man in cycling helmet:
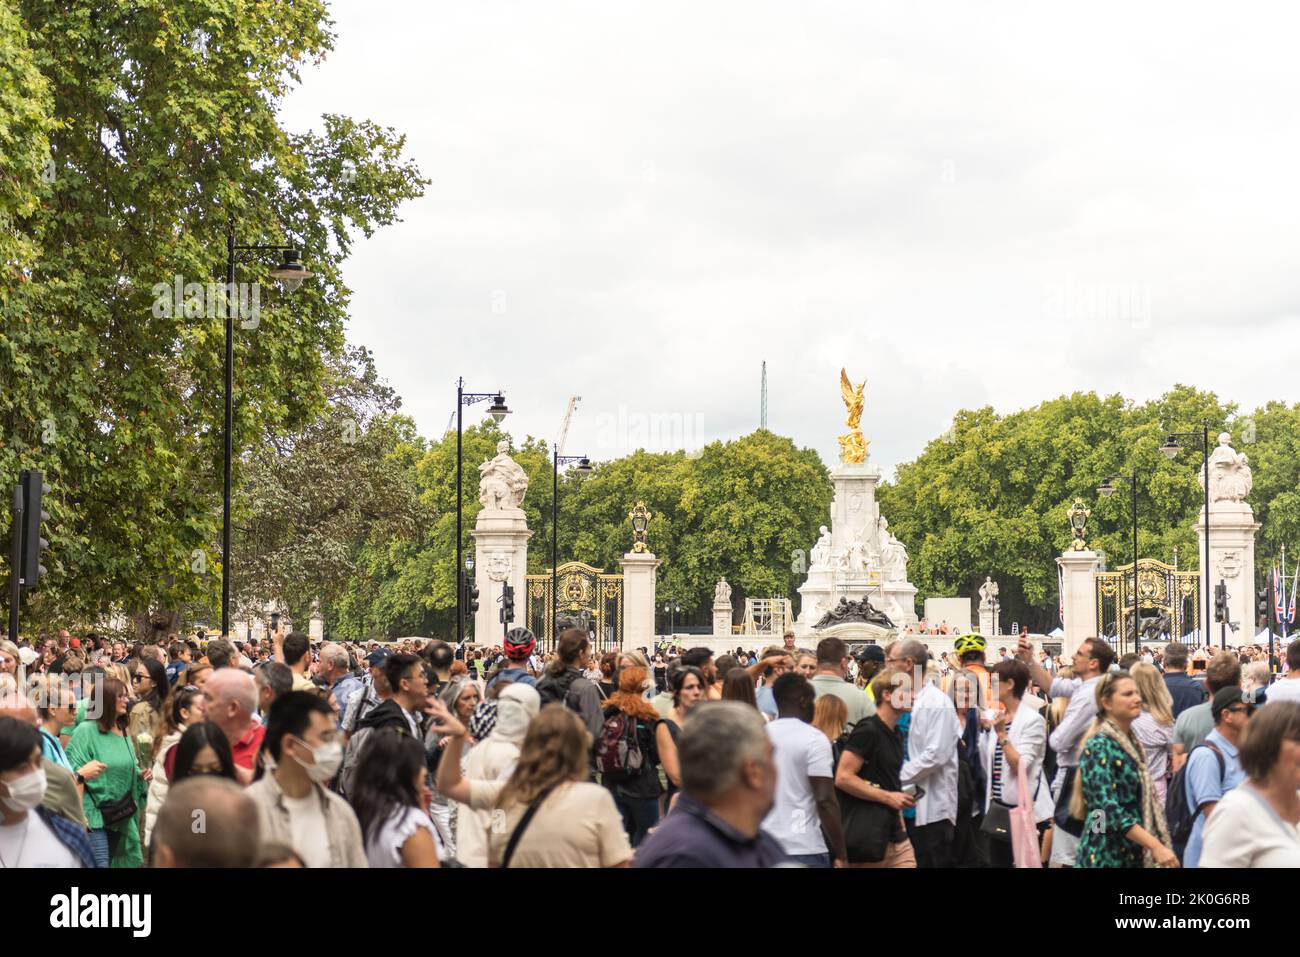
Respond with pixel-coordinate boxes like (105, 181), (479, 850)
(486, 628), (539, 692)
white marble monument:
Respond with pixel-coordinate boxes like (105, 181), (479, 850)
(978, 576), (1000, 636)
(1195, 432), (1260, 636)
(471, 441), (533, 642)
(792, 375), (920, 638)
(712, 576), (733, 637)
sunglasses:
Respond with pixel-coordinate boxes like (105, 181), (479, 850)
(132, 673), (149, 682)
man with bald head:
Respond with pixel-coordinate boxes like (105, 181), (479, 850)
(153, 777), (261, 867)
(203, 669), (264, 779)
(0, 692), (86, 826)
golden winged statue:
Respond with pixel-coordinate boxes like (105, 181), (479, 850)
(838, 368), (868, 464)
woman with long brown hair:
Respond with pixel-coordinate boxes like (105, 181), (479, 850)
(431, 701), (633, 867)
(66, 675), (151, 867)
(599, 666), (669, 845)
(1129, 661), (1177, 804)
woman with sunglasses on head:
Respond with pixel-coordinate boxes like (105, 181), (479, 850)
(65, 676), (151, 867)
(143, 684), (206, 845)
(128, 657), (169, 765)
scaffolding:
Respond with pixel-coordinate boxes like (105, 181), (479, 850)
(742, 596), (793, 636)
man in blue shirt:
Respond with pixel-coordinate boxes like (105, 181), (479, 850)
(486, 628), (539, 693)
(1182, 686), (1251, 867)
(1162, 642), (1206, 718)
(636, 702), (789, 868)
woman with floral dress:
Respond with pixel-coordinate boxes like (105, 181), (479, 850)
(1071, 672), (1178, 868)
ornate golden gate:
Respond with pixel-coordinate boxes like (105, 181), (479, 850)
(526, 561), (624, 654)
(1096, 558), (1201, 654)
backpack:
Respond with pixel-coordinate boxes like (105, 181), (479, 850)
(536, 669), (580, 709)
(596, 711), (645, 779)
(1165, 741), (1224, 854)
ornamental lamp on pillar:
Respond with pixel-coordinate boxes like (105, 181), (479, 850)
(1068, 497), (1092, 551)
(629, 502), (652, 553)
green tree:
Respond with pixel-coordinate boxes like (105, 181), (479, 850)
(0, 1), (426, 634)
(878, 386), (1236, 631)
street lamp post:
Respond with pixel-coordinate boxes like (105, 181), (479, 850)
(222, 230), (313, 638)
(1160, 423), (1213, 648)
(454, 379), (510, 644)
(664, 600), (681, 635)
(1097, 472), (1140, 655)
(552, 450), (593, 643)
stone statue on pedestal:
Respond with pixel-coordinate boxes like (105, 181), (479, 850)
(1204, 432), (1253, 504)
(478, 441), (529, 510)
(843, 527), (869, 577)
(978, 576), (999, 607)
(879, 534), (907, 582)
(714, 577), (732, 604)
(810, 525), (832, 570)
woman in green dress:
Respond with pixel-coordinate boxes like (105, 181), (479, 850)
(66, 675), (151, 867)
(1071, 671), (1178, 868)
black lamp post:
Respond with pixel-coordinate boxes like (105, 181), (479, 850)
(552, 450), (593, 642)
(455, 380), (510, 643)
(1159, 423), (1213, 647)
(222, 232), (313, 638)
(1097, 473), (1140, 655)
(664, 600), (681, 635)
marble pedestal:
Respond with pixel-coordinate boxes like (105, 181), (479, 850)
(471, 507), (532, 643)
(978, 603), (999, 637)
(1196, 501), (1260, 636)
(620, 551), (661, 651)
(1057, 549), (1101, 657)
(713, 600), (732, 637)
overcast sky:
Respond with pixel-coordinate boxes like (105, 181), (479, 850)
(282, 2), (1300, 478)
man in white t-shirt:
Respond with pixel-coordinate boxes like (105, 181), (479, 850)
(1264, 640), (1300, 704)
(760, 673), (846, 867)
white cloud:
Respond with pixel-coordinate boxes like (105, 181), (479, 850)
(282, 1), (1300, 478)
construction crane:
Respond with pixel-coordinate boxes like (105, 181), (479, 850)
(557, 395), (581, 457)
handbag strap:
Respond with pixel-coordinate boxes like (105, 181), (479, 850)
(501, 786), (556, 868)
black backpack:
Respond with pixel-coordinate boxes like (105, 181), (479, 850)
(536, 668), (580, 709)
(1165, 741), (1224, 855)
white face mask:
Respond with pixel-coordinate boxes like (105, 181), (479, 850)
(1, 766), (47, 812)
(291, 739), (342, 783)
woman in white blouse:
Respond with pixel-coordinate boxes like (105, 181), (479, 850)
(979, 659), (1052, 868)
(351, 728), (442, 868)
(1200, 700), (1300, 868)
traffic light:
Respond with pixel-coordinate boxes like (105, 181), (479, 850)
(500, 582), (515, 625)
(1214, 581), (1228, 623)
(1258, 586), (1271, 624)
(19, 470), (48, 591)
(465, 579), (480, 617)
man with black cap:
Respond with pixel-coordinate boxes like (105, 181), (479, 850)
(1180, 685), (1250, 867)
(342, 648), (392, 743)
(855, 644), (886, 689)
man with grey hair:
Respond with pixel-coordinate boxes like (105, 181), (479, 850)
(255, 661), (293, 718)
(203, 668), (263, 780)
(153, 777), (260, 867)
(318, 642), (362, 728)
(635, 702), (788, 867)
(887, 638), (960, 868)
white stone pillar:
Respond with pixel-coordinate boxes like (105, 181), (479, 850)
(712, 600), (732, 637)
(620, 551), (661, 651)
(472, 508), (532, 645)
(1196, 501), (1260, 643)
(308, 604), (325, 643)
(979, 603), (995, 637)
(1057, 550), (1101, 658)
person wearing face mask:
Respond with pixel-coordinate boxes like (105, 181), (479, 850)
(0, 717), (96, 867)
(246, 691), (367, 868)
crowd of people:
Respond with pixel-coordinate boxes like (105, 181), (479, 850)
(0, 623), (1297, 869)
